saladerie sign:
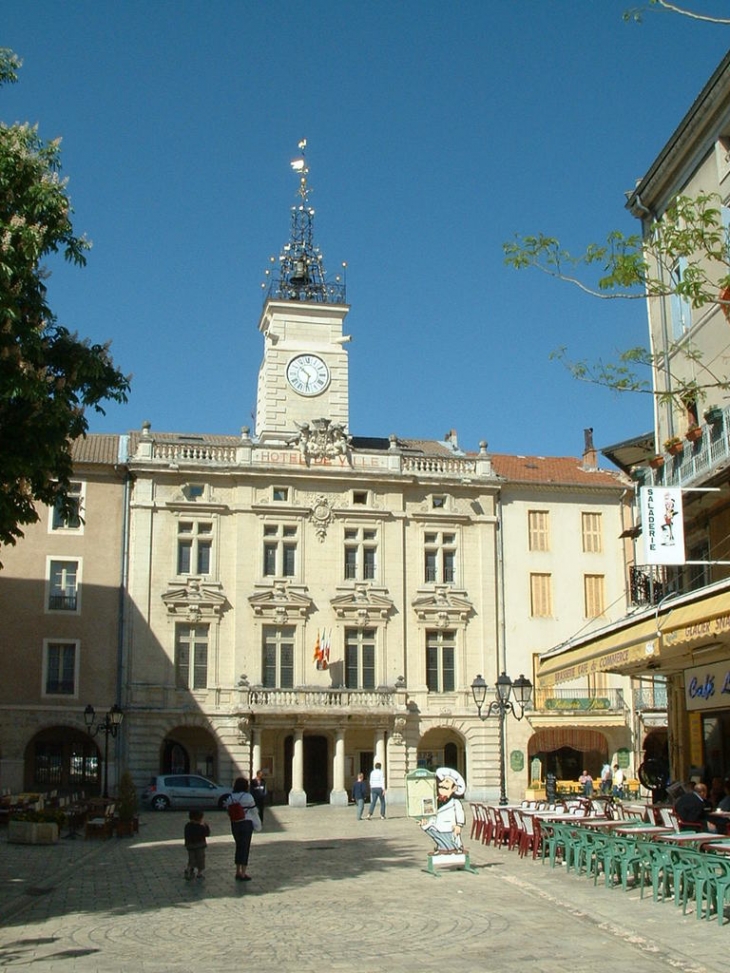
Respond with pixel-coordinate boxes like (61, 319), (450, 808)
(640, 486), (685, 565)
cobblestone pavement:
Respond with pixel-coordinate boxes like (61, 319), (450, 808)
(0, 808), (729, 973)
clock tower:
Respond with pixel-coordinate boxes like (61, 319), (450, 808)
(255, 142), (350, 444)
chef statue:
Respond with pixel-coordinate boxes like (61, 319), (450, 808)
(419, 766), (466, 853)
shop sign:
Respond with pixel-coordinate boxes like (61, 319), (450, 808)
(685, 660), (730, 712)
(640, 486), (685, 565)
(664, 611), (730, 647)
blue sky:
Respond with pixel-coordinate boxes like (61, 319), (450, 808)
(4, 1), (730, 459)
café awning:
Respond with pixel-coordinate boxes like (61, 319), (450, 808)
(537, 579), (730, 687)
(529, 727), (607, 755)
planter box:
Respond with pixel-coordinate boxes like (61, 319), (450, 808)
(8, 820), (59, 845)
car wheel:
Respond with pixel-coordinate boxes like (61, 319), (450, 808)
(151, 795), (170, 811)
(218, 794), (231, 809)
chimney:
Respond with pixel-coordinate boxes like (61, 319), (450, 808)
(582, 428), (597, 470)
(444, 429), (458, 449)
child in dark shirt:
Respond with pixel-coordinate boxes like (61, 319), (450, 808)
(184, 809), (210, 881)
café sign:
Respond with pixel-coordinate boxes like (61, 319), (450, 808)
(685, 660), (730, 712)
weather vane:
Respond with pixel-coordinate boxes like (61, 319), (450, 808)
(290, 138), (310, 203)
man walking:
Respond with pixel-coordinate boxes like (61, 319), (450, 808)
(366, 762), (386, 819)
(352, 772), (368, 820)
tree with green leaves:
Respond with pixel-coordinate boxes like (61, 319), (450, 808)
(0, 49), (130, 551)
(504, 191), (730, 409)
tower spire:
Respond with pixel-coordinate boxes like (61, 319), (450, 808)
(262, 139), (346, 304)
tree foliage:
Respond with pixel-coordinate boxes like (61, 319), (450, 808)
(624, 1), (730, 26)
(504, 192), (730, 406)
(0, 49), (130, 550)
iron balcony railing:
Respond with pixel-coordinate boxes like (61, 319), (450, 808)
(633, 683), (668, 711)
(646, 405), (730, 488)
(48, 594), (77, 611)
(629, 565), (667, 606)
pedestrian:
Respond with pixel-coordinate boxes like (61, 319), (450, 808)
(675, 782), (714, 831)
(600, 762), (612, 795)
(352, 772), (368, 820)
(225, 777), (261, 882)
(612, 764), (625, 799)
(366, 762), (386, 819)
(183, 809), (210, 881)
(251, 769), (267, 823)
(578, 769), (593, 798)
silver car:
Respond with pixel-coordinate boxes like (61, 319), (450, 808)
(141, 774), (231, 811)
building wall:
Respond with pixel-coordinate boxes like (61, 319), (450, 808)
(121, 443), (506, 804)
(0, 460), (126, 792)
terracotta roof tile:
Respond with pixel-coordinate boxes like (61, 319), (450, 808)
(490, 453), (627, 488)
(70, 435), (123, 466)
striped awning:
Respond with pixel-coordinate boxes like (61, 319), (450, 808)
(528, 727), (607, 755)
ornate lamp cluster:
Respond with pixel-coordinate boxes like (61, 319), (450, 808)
(471, 672), (533, 806)
(84, 703), (123, 798)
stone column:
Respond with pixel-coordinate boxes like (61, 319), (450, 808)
(374, 730), (386, 770)
(330, 728), (348, 806)
(289, 728), (306, 807)
(251, 729), (262, 780)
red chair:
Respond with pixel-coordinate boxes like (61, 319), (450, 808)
(509, 808), (524, 851)
(494, 806), (513, 848)
(519, 811), (541, 858)
(469, 803), (486, 842)
(482, 804), (497, 846)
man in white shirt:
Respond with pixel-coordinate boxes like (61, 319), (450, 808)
(366, 763), (386, 819)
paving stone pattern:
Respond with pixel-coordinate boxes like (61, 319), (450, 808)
(0, 808), (727, 973)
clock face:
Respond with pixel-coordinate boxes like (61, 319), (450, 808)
(286, 355), (330, 396)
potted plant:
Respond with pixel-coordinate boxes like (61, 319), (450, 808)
(648, 454), (665, 470)
(116, 770), (139, 837)
(704, 406), (723, 425)
(720, 284), (730, 323)
(664, 436), (683, 456)
(8, 807), (64, 844)
(685, 424), (703, 443)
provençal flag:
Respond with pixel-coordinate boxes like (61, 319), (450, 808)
(313, 630), (322, 667)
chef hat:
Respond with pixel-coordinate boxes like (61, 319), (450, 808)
(435, 766), (466, 796)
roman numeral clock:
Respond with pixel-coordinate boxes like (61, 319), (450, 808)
(286, 355), (330, 397)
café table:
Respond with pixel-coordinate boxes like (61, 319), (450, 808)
(697, 840), (730, 854)
(63, 803), (88, 839)
(656, 831), (720, 844)
(613, 824), (672, 837)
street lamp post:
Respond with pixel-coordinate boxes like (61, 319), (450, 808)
(84, 703), (123, 798)
(471, 672), (533, 806)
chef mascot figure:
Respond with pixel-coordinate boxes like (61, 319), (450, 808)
(419, 767), (466, 853)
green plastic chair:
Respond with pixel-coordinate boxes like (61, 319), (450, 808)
(599, 834), (642, 890)
(635, 838), (672, 903)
